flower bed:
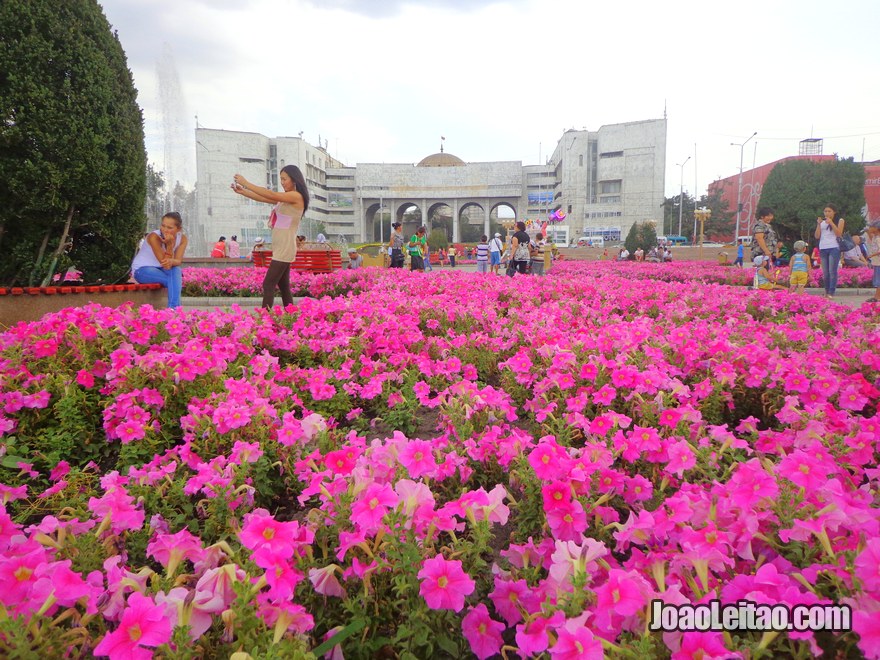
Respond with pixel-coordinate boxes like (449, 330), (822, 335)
(179, 261), (877, 298)
(1, 268), (879, 658)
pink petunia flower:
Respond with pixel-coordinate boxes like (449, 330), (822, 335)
(93, 592), (173, 659)
(462, 604), (505, 660)
(417, 555), (475, 611)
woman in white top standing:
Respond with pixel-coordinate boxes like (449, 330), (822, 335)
(814, 203), (845, 297)
(232, 165), (309, 309)
(131, 212), (188, 308)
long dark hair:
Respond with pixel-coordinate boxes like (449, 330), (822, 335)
(281, 164), (309, 213)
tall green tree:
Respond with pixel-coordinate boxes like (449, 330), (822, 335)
(0, 0), (146, 286)
(758, 158), (865, 245)
(624, 221), (658, 255)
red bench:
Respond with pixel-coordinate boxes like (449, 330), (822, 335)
(252, 249), (342, 273)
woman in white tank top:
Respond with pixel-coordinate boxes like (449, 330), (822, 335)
(814, 203), (845, 297)
(131, 212), (188, 308)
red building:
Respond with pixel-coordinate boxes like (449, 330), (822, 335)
(709, 156), (880, 240)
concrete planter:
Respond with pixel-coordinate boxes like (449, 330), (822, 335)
(0, 283), (166, 327)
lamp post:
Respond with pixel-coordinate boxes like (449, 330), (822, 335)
(731, 132), (757, 241)
(694, 206), (712, 260)
(676, 156), (691, 237)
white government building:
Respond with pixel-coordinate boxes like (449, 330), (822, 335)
(193, 118), (666, 256)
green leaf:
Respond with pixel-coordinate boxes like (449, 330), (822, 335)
(310, 618), (366, 656)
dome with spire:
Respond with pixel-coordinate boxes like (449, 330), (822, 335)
(417, 150), (465, 167)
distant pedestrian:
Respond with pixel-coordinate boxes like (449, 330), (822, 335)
(389, 222), (405, 268)
(752, 207), (780, 265)
(448, 244), (457, 267)
(814, 203), (845, 297)
(476, 235), (490, 273)
(408, 226), (427, 271)
(508, 221), (531, 276)
(345, 249), (363, 269)
(734, 239), (744, 267)
(489, 232), (504, 274)
(530, 233), (546, 275)
(864, 221), (880, 304)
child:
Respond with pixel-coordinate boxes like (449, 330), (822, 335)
(754, 256), (786, 291)
(865, 221), (880, 303)
(476, 235), (490, 273)
(788, 240), (812, 293)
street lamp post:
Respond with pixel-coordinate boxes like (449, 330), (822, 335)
(694, 206), (712, 260)
(676, 156), (691, 237)
(732, 132), (757, 241)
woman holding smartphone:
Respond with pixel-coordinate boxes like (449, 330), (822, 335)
(814, 203), (845, 297)
(232, 165), (309, 309)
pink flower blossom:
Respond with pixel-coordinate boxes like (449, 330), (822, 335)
(93, 592), (173, 659)
(417, 555), (475, 611)
(462, 604), (505, 659)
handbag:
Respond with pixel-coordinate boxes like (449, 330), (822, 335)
(837, 233), (856, 252)
(514, 241), (530, 261)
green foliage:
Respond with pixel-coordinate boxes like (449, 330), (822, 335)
(759, 158), (866, 245)
(624, 221), (658, 254)
(0, 0), (147, 286)
(427, 228), (448, 251)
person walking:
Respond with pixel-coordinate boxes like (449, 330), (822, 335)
(814, 203), (845, 297)
(508, 221), (531, 276)
(233, 164), (308, 309)
(408, 226), (427, 271)
(734, 239), (744, 267)
(489, 232), (504, 274)
(131, 212), (188, 309)
(388, 222), (405, 268)
(448, 244), (457, 268)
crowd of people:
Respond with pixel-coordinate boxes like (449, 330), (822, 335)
(131, 187), (880, 310)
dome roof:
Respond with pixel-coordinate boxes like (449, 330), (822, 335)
(417, 152), (466, 167)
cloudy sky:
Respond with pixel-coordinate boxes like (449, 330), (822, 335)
(99, 0), (879, 197)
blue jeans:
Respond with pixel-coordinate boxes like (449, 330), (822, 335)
(819, 247), (841, 295)
(134, 266), (182, 308)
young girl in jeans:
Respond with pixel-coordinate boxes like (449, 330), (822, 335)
(232, 165), (309, 309)
(814, 203), (845, 297)
(131, 212), (188, 308)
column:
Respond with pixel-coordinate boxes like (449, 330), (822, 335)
(452, 199), (459, 243)
(484, 203), (491, 238)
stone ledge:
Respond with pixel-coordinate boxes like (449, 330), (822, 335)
(0, 284), (166, 327)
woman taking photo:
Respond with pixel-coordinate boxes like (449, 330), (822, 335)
(232, 165), (309, 309)
(131, 211), (188, 309)
(814, 203), (845, 297)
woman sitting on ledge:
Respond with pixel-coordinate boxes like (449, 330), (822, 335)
(131, 211), (188, 309)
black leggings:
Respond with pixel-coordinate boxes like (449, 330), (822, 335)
(262, 260), (292, 309)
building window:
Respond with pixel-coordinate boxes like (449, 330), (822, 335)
(599, 195), (621, 204)
(600, 180), (622, 194)
(600, 151), (623, 159)
(568, 204), (572, 214)
(239, 157), (264, 163)
(579, 155), (583, 167)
